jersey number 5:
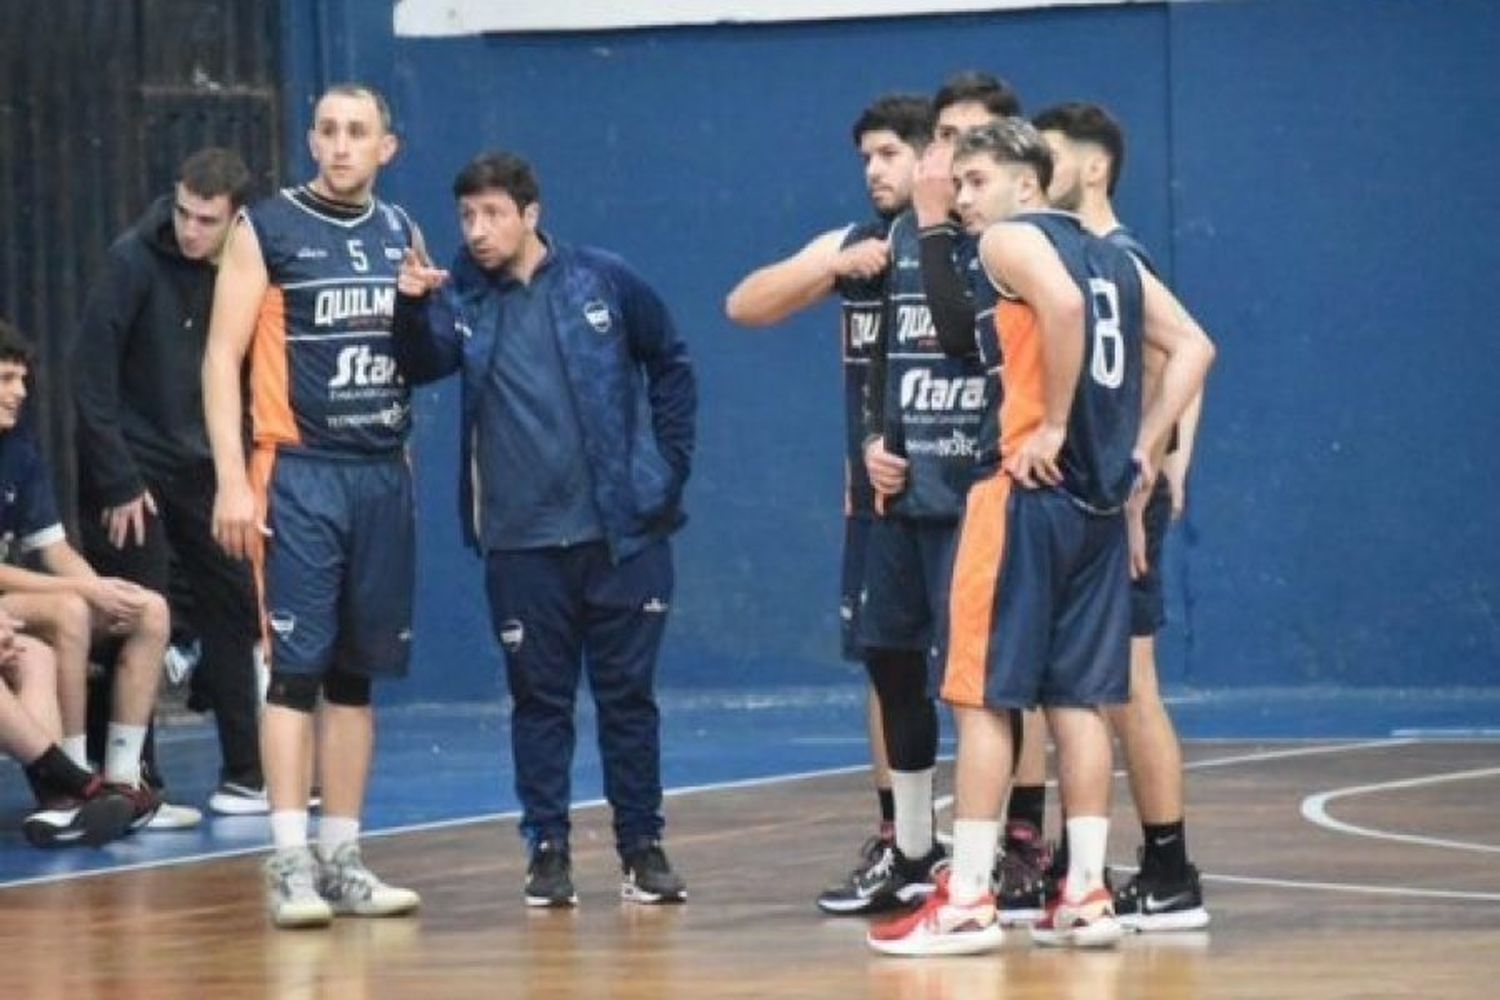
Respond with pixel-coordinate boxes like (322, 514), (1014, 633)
(347, 239), (369, 273)
(1088, 278), (1124, 389)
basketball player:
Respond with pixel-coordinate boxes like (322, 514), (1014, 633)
(205, 83), (423, 928)
(869, 120), (1213, 955)
(1034, 100), (1209, 931)
(725, 94), (926, 913)
(913, 72), (1060, 925)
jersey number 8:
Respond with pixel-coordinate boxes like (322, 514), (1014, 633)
(1088, 278), (1124, 389)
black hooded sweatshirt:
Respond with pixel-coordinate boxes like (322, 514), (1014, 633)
(73, 195), (220, 507)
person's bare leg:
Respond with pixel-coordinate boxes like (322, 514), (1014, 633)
(106, 593), (168, 728)
(0, 593), (92, 739)
(317, 702), (372, 821)
(263, 706), (316, 812)
(1046, 706), (1113, 895)
(1106, 637), (1182, 826)
(7, 635), (62, 741)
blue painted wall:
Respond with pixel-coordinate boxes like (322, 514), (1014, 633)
(278, 0), (1499, 700)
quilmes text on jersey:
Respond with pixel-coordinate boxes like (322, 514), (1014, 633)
(314, 285), (396, 327)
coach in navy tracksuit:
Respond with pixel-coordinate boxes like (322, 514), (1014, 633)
(393, 151), (695, 908)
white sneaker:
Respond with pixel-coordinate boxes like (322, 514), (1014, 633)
(209, 781), (270, 816)
(317, 842), (420, 917)
(146, 801), (203, 830)
(266, 847), (334, 928)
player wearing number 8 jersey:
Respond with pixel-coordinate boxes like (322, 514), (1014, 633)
(204, 83), (426, 929)
(870, 119), (1213, 956)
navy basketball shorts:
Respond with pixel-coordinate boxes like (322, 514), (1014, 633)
(1130, 476), (1172, 637)
(255, 448), (414, 678)
(840, 515), (873, 662)
(858, 514), (958, 657)
(941, 475), (1131, 710)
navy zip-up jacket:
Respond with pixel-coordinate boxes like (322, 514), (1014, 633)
(393, 236), (696, 562)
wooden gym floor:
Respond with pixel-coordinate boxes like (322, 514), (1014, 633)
(1, 737), (1496, 999)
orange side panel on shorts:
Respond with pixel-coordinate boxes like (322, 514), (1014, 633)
(997, 299), (1045, 461)
(249, 287), (300, 447)
(247, 446), (277, 667)
(941, 474), (1012, 708)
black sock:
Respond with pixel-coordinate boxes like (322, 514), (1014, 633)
(1142, 820), (1188, 879)
(23, 745), (96, 803)
(1051, 827), (1070, 880)
(876, 788), (895, 828)
(1006, 784), (1047, 834)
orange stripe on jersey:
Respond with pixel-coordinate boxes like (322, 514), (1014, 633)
(247, 446), (278, 665)
(996, 299), (1045, 461)
(249, 286), (300, 447)
(941, 474), (1012, 708)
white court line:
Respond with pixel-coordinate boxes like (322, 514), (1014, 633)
(1301, 766), (1500, 854)
(0, 760), (886, 892)
(1390, 728), (1500, 739)
(1204, 871), (1500, 902)
(924, 734), (1500, 905)
(0, 738), (1437, 894)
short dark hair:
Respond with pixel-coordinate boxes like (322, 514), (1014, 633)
(934, 71), (1022, 119)
(452, 151), (540, 209)
(1032, 102), (1125, 195)
(0, 318), (35, 368)
(177, 147), (253, 209)
(851, 93), (933, 151)
(953, 118), (1054, 193)
(318, 82), (393, 133)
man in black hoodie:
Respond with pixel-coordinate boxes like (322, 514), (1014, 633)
(72, 147), (265, 816)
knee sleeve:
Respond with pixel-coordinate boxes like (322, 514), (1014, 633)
(1009, 708), (1024, 773)
(865, 648), (937, 772)
(265, 671), (320, 712)
(322, 670), (372, 707)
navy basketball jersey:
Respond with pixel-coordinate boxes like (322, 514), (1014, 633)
(1104, 223), (1179, 453)
(244, 187), (414, 455)
(1103, 224), (1159, 278)
(990, 211), (1144, 512)
(964, 232), (1005, 475)
(877, 211), (986, 521)
(834, 218), (890, 517)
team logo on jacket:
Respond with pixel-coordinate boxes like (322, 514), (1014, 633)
(269, 611), (297, 637)
(500, 619), (525, 653)
(583, 300), (612, 334)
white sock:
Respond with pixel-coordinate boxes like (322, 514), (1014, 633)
(103, 723), (147, 787)
(950, 819), (1001, 905)
(1064, 815), (1110, 899)
(62, 734), (90, 771)
(318, 815), (360, 859)
(890, 767), (935, 859)
(270, 810), (309, 850)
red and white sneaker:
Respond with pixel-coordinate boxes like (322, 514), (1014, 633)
(1031, 885), (1123, 949)
(867, 872), (1003, 957)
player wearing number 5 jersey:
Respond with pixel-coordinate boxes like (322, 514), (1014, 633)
(870, 119), (1213, 956)
(204, 83), (426, 929)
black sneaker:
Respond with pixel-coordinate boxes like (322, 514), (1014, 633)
(1113, 856), (1210, 932)
(817, 835), (898, 915)
(106, 781), (163, 833)
(821, 838), (945, 915)
(209, 780), (269, 816)
(525, 840), (577, 908)
(22, 779), (134, 848)
(620, 841), (687, 904)
(994, 820), (1052, 925)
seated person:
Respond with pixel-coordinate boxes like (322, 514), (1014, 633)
(0, 319), (171, 830)
(0, 609), (133, 846)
